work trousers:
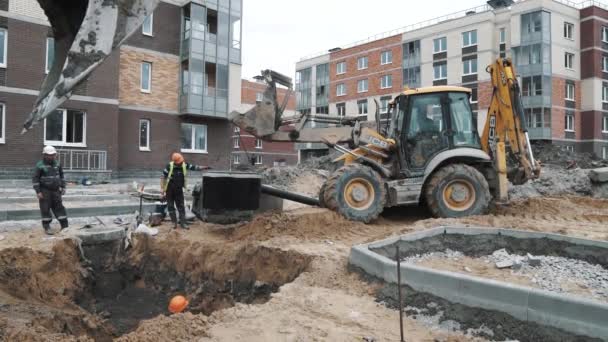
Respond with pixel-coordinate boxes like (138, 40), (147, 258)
(166, 186), (186, 223)
(39, 189), (68, 230)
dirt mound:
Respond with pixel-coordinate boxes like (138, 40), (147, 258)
(533, 142), (607, 169)
(116, 312), (208, 342)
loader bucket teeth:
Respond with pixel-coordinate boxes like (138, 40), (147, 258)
(23, 0), (160, 133)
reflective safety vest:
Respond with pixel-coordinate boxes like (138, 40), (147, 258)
(164, 162), (188, 191)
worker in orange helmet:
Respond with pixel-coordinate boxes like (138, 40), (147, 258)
(161, 152), (210, 229)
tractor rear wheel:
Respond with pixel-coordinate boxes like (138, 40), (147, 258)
(425, 164), (491, 218)
(323, 164), (386, 223)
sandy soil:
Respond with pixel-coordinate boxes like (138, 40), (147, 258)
(0, 195), (607, 341)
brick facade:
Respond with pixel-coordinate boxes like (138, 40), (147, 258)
(477, 80), (493, 111)
(119, 48), (179, 112)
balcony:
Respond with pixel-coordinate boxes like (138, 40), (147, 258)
(57, 149), (107, 171)
(527, 127), (552, 140)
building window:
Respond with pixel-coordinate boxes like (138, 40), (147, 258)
(603, 27), (608, 43)
(337, 83), (346, 96)
(44, 109), (86, 146)
(602, 115), (608, 133)
(234, 126), (240, 133)
(499, 28), (506, 44)
(337, 61), (346, 75)
(603, 56), (608, 73)
(380, 75), (392, 89)
(433, 37), (447, 53)
(233, 154), (240, 165)
(565, 83), (575, 101)
(181, 123), (207, 153)
(462, 30), (477, 47)
(564, 22), (573, 40)
(564, 53), (574, 70)
(380, 96), (391, 114)
(0, 103), (4, 144)
(565, 145), (574, 152)
(255, 155), (263, 165)
(255, 139), (263, 149)
(139, 119), (150, 151)
(433, 64), (447, 80)
(357, 100), (368, 115)
(256, 92), (263, 103)
(565, 113), (574, 132)
(233, 137), (240, 148)
(470, 87), (478, 103)
(0, 29), (6, 68)
(141, 62), (152, 93)
(45, 37), (54, 74)
(603, 85), (608, 103)
(463, 59), (478, 75)
(357, 79), (368, 93)
(316, 106), (329, 114)
(522, 76), (543, 96)
(142, 13), (153, 36)
(357, 56), (368, 70)
(603, 146), (607, 160)
(381, 50), (393, 65)
(337, 103), (346, 117)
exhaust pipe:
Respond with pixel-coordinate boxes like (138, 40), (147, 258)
(23, 0), (160, 133)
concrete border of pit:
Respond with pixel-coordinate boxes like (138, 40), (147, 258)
(349, 226), (608, 340)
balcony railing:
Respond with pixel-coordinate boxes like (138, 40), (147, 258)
(57, 149), (107, 171)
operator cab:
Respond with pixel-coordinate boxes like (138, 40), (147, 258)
(390, 87), (481, 172)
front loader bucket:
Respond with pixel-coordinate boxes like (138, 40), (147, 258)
(23, 0), (160, 133)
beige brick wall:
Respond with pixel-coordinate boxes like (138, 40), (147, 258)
(119, 47), (179, 112)
(9, 0), (47, 21)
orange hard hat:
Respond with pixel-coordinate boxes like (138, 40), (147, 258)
(168, 295), (189, 313)
(171, 153), (184, 164)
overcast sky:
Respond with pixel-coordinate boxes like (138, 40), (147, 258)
(241, 0), (485, 80)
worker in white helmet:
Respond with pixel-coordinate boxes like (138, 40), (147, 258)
(32, 145), (68, 235)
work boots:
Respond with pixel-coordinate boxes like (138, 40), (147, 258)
(179, 221), (189, 230)
(169, 212), (178, 229)
(43, 223), (54, 235)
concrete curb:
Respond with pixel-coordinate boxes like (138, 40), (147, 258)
(0, 194), (128, 204)
(349, 226), (608, 340)
(0, 204), (157, 222)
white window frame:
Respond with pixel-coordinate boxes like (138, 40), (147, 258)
(357, 56), (368, 70)
(565, 52), (574, 70)
(565, 145), (575, 152)
(140, 62), (152, 93)
(255, 138), (263, 149)
(43, 109), (87, 147)
(255, 155), (263, 165)
(381, 50), (392, 65)
(180, 123), (208, 154)
(142, 13), (154, 36)
(234, 126), (240, 133)
(462, 30), (477, 48)
(602, 116), (608, 133)
(603, 85), (608, 103)
(337, 83), (346, 96)
(0, 103), (4, 144)
(603, 146), (607, 160)
(565, 114), (575, 132)
(603, 56), (608, 73)
(499, 28), (506, 44)
(463, 59), (478, 76)
(45, 37), (54, 74)
(233, 137), (240, 148)
(233, 154), (240, 165)
(565, 83), (575, 101)
(603, 26), (608, 43)
(433, 64), (447, 81)
(256, 92), (263, 103)
(380, 97), (390, 114)
(336, 61), (346, 75)
(357, 100), (368, 115)
(139, 119), (151, 151)
(433, 37), (447, 53)
(380, 75), (392, 89)
(337, 103), (346, 116)
(357, 79), (368, 93)
(564, 22), (574, 40)
(470, 88), (478, 104)
(0, 29), (6, 68)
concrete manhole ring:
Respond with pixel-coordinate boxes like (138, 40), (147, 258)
(75, 227), (126, 245)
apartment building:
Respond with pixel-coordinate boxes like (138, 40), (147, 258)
(232, 79), (298, 167)
(0, 0), (243, 179)
(296, 0), (608, 160)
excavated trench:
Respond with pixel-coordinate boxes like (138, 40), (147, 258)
(0, 236), (312, 341)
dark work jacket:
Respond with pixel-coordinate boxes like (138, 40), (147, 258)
(33, 159), (65, 193)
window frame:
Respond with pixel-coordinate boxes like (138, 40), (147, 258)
(180, 123), (208, 154)
(602, 115), (608, 133)
(256, 92), (263, 103)
(140, 61), (152, 93)
(43, 108), (87, 147)
(336, 61), (346, 75)
(45, 37), (54, 74)
(0, 28), (7, 68)
(603, 146), (607, 160)
(357, 79), (369, 93)
(433, 37), (447, 53)
(380, 96), (391, 114)
(139, 119), (151, 151)
(565, 145), (575, 153)
(142, 13), (154, 36)
(462, 59), (478, 76)
(564, 52), (574, 70)
(336, 103), (346, 116)
(380, 74), (392, 89)
(499, 28), (506, 44)
(357, 56), (368, 70)
(234, 126), (240, 133)
(564, 22), (574, 40)
(603, 56), (608, 73)
(565, 113), (575, 132)
(336, 83), (346, 96)
(255, 155), (263, 165)
(233, 154), (240, 165)
(565, 83), (575, 101)
(603, 85), (608, 103)
(603, 26), (608, 43)
(233, 137), (240, 148)
(433, 64), (447, 81)
(255, 138), (263, 149)
(470, 87), (478, 104)
(0, 103), (4, 144)
(381, 50), (393, 65)
(357, 100), (368, 115)
(462, 30), (477, 48)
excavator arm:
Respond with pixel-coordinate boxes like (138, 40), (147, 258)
(481, 58), (541, 201)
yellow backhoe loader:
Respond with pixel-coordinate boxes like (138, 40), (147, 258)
(24, 0), (540, 223)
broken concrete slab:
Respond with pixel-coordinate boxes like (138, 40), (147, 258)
(74, 227), (126, 245)
(589, 167), (608, 183)
(527, 253), (542, 266)
(496, 260), (515, 269)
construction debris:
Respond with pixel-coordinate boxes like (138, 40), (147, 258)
(589, 167), (608, 183)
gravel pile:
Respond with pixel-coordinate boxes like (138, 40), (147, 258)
(401, 249), (464, 264)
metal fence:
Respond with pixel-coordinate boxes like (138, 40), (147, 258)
(57, 149), (107, 171)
